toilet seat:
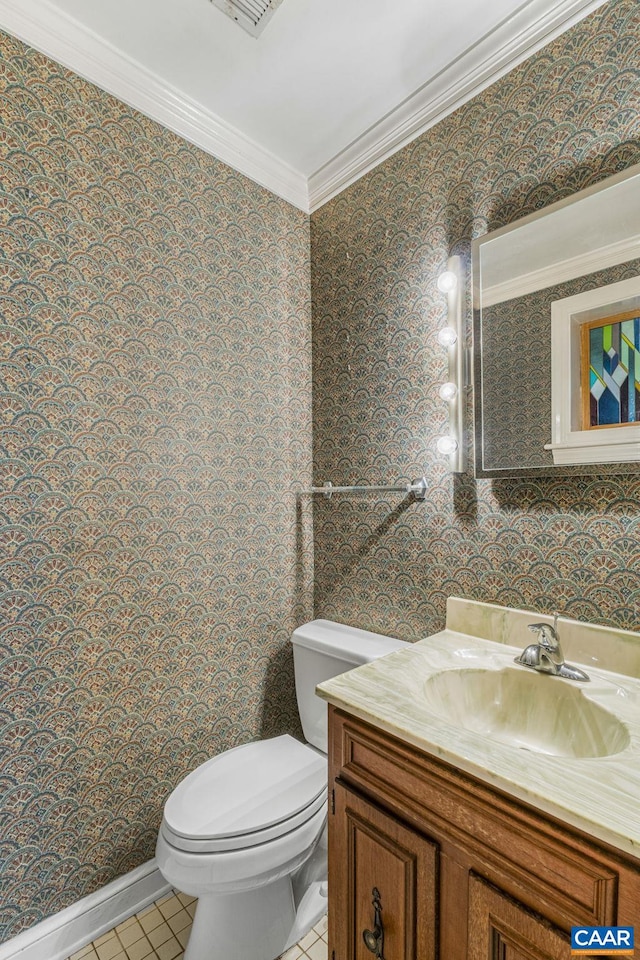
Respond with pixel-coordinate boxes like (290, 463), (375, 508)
(162, 735), (327, 853)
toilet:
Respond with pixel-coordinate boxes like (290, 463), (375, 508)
(155, 618), (409, 960)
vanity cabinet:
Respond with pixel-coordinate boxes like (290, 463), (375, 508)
(328, 706), (640, 960)
(331, 782), (438, 960)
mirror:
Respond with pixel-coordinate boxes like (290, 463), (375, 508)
(472, 162), (640, 478)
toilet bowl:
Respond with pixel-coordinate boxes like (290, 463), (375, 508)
(155, 619), (409, 960)
(156, 735), (327, 960)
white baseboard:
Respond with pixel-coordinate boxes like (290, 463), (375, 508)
(0, 860), (171, 960)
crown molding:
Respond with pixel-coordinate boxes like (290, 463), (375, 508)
(481, 237), (640, 307)
(0, 0), (608, 215)
(0, 0), (309, 211)
(307, 0), (609, 211)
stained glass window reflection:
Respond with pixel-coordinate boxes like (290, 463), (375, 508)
(582, 310), (640, 429)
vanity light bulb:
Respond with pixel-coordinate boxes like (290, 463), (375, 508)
(437, 270), (457, 294)
(437, 326), (458, 347)
(437, 435), (459, 455)
(439, 382), (458, 402)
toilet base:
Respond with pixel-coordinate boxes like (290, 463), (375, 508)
(183, 874), (328, 960)
(185, 879), (296, 960)
(283, 879), (328, 951)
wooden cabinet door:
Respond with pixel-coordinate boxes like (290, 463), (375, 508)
(329, 782), (438, 960)
(468, 874), (572, 960)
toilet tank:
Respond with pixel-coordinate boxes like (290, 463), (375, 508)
(291, 619), (410, 753)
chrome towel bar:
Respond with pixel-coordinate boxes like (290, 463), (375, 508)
(304, 478), (427, 500)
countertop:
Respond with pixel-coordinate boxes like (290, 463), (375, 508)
(317, 624), (640, 860)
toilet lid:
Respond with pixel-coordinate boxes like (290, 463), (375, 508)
(163, 735), (327, 849)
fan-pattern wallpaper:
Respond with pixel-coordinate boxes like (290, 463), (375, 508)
(311, 0), (640, 641)
(2, 0), (640, 947)
(0, 31), (312, 941)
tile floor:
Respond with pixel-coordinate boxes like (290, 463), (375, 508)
(66, 890), (328, 960)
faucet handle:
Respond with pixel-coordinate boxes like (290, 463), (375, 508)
(527, 621), (560, 651)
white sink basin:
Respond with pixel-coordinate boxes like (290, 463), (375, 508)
(423, 666), (630, 758)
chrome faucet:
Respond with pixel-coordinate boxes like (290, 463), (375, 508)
(514, 613), (590, 682)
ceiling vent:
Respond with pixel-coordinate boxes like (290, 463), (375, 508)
(209, 0), (285, 37)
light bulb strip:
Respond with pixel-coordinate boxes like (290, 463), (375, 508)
(438, 256), (465, 473)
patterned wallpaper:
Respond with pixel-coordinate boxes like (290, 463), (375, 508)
(311, 0), (640, 640)
(2, 0), (640, 946)
(0, 32), (312, 940)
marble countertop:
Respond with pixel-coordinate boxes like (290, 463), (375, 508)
(317, 624), (640, 860)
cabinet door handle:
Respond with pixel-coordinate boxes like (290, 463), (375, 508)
(362, 887), (385, 959)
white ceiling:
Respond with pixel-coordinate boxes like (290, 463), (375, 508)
(0, 0), (608, 211)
